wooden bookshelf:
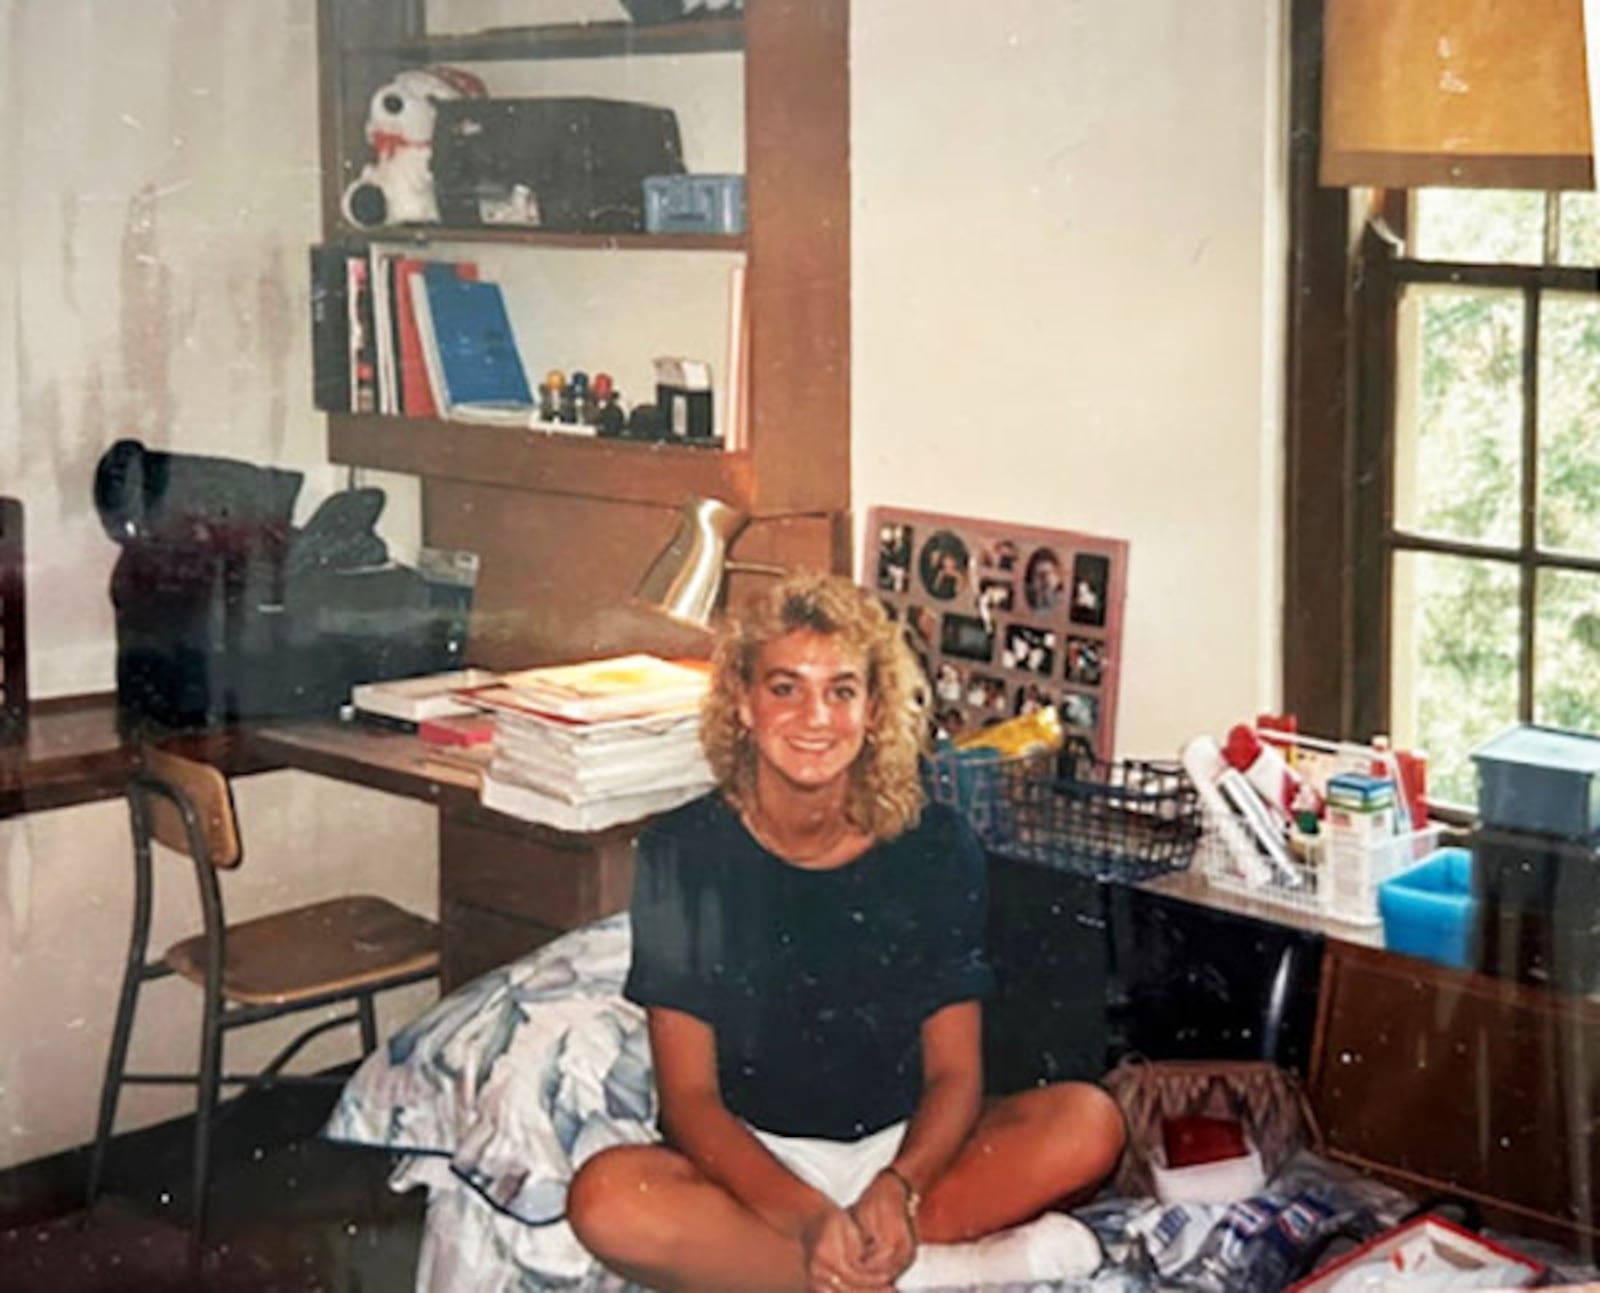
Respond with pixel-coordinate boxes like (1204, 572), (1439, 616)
(316, 0), (850, 660)
(329, 413), (757, 510)
(380, 16), (743, 64)
(333, 227), (745, 252)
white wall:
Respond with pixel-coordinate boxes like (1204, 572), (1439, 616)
(0, 0), (422, 697)
(0, 0), (436, 1170)
(0, 0), (1289, 1167)
(0, 774), (437, 1170)
(853, 0), (1288, 758)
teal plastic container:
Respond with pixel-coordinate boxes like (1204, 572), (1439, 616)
(1378, 847), (1478, 969)
(1471, 723), (1600, 839)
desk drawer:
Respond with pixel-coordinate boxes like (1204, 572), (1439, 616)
(440, 808), (637, 930)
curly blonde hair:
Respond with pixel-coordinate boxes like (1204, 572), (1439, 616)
(701, 571), (929, 840)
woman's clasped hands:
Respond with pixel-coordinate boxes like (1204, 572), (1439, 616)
(802, 1170), (917, 1292)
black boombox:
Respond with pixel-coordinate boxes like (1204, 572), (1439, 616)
(431, 97), (685, 233)
(95, 440), (473, 730)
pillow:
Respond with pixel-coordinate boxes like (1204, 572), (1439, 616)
(325, 912), (660, 1253)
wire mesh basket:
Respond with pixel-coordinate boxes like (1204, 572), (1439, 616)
(925, 738), (1202, 882)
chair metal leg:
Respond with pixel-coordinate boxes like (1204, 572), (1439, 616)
(358, 993), (378, 1055)
(188, 991), (224, 1266)
(85, 959), (145, 1209)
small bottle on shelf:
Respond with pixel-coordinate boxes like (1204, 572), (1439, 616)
(568, 371), (591, 425)
(559, 372), (583, 424)
(593, 373), (626, 436)
(540, 370), (565, 424)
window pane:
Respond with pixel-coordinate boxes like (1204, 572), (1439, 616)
(1537, 293), (1600, 555)
(1412, 189), (1544, 264)
(1535, 568), (1600, 731)
(1393, 286), (1523, 547)
(1389, 551), (1519, 807)
(1557, 191), (1600, 266)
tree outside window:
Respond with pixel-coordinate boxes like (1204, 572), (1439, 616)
(1383, 191), (1600, 805)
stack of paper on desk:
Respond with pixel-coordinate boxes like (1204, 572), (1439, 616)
(459, 655), (716, 831)
(479, 768), (709, 833)
(486, 654), (712, 723)
(351, 667), (501, 726)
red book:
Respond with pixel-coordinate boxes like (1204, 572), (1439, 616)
(346, 255), (375, 413)
(1163, 1116), (1248, 1168)
(418, 714), (495, 748)
(396, 256), (478, 418)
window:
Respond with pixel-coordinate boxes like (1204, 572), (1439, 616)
(1338, 191), (1600, 807)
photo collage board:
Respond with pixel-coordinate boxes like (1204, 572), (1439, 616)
(864, 506), (1129, 759)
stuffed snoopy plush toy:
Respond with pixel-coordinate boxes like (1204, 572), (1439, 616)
(342, 65), (486, 228)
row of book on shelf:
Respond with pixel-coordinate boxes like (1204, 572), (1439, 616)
(308, 240), (750, 448)
(310, 243), (540, 427)
(350, 653), (717, 832)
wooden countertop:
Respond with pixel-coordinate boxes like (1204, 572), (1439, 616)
(0, 694), (275, 819)
(244, 717), (482, 808)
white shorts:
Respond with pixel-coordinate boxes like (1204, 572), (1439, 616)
(749, 1120), (908, 1208)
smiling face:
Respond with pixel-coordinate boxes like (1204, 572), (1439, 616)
(737, 629), (873, 796)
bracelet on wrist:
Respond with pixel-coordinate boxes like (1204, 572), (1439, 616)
(881, 1165), (921, 1218)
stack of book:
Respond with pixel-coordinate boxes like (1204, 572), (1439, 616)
(459, 654), (717, 832)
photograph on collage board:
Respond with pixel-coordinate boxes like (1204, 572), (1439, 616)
(864, 505), (1128, 759)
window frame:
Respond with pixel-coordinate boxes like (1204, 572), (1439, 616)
(1283, 0), (1600, 809)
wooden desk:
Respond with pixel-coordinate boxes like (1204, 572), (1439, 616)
(1150, 859), (1599, 1245)
(0, 693), (273, 820)
(247, 718), (637, 990)
(245, 717), (480, 809)
(0, 700), (628, 991)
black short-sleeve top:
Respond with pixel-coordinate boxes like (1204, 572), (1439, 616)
(623, 792), (994, 1141)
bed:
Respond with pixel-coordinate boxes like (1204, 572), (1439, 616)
(324, 914), (1584, 1291)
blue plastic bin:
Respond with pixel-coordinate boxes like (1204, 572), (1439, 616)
(1378, 847), (1478, 969)
(1471, 723), (1600, 839)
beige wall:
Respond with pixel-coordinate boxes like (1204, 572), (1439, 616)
(0, 0), (1287, 1166)
(0, 0), (436, 1170)
(853, 0), (1288, 758)
(0, 774), (437, 1170)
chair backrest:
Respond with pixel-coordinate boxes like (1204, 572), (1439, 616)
(0, 497), (26, 741)
(136, 746), (243, 870)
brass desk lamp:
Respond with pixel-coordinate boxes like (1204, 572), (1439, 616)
(634, 495), (785, 630)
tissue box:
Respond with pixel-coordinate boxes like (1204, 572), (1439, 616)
(1150, 1141), (1264, 1206)
(1288, 1215), (1541, 1290)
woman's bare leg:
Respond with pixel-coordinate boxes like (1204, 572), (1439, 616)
(568, 1144), (885, 1293)
(915, 1081), (1125, 1244)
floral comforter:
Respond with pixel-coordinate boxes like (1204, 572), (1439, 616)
(328, 916), (1579, 1292)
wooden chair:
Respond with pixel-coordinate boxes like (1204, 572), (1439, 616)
(85, 746), (439, 1257)
(0, 496), (27, 741)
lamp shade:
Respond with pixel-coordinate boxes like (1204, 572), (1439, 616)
(1321, 0), (1595, 190)
(634, 496), (750, 629)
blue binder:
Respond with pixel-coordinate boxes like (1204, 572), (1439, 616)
(420, 267), (533, 411)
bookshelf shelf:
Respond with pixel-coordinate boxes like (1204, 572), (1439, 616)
(332, 225), (746, 253)
(379, 17), (743, 64)
(329, 412), (757, 509)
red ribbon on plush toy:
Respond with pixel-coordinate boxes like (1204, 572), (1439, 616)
(370, 130), (429, 161)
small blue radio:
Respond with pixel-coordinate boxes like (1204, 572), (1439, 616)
(643, 174), (746, 235)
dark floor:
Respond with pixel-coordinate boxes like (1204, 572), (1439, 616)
(0, 1091), (424, 1292)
